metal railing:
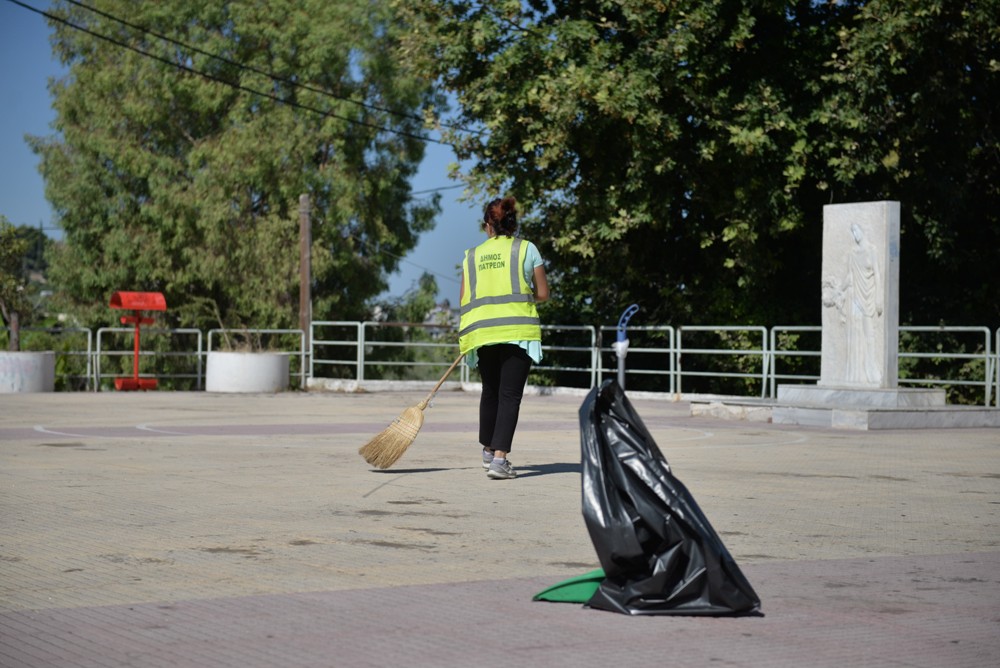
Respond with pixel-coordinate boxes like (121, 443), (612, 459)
(769, 326), (822, 398)
(677, 326), (770, 398)
(532, 324), (600, 388)
(897, 326), (993, 406)
(95, 327), (203, 390)
(91, 327), (305, 390)
(596, 325), (676, 393)
(6, 322), (999, 405)
(767, 325), (996, 406)
(310, 321), (364, 381)
(358, 321), (460, 384)
(308, 321), (995, 405)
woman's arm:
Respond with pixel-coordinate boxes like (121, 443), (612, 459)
(533, 264), (549, 303)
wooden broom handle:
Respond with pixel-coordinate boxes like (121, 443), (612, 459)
(420, 353), (466, 407)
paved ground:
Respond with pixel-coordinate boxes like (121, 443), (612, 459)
(1, 388), (998, 667)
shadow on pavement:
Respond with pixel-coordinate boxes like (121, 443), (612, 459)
(517, 462), (581, 478)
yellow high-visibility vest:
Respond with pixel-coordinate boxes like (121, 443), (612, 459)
(458, 236), (541, 355)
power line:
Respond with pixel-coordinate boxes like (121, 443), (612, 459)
(6, 0), (477, 278)
(347, 232), (461, 286)
(8, 0), (486, 185)
(392, 257), (461, 287)
(59, 0), (483, 138)
(5, 0), (449, 145)
(411, 184), (467, 196)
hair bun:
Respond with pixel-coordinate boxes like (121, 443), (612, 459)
(484, 196), (519, 236)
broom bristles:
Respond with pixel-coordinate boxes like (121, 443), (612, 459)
(358, 351), (463, 470)
(359, 405), (425, 469)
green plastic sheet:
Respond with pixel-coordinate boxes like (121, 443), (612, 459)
(533, 569), (606, 603)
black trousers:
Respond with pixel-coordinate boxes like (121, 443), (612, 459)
(477, 344), (532, 453)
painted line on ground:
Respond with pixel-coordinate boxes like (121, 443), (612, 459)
(33, 425), (90, 438)
(136, 424), (192, 435)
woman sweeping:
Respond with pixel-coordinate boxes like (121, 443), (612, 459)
(458, 197), (549, 480)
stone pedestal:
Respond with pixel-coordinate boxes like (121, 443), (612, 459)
(776, 385), (946, 409)
(770, 201), (944, 427)
(818, 201), (900, 389)
(690, 200), (1000, 430)
(771, 385), (958, 429)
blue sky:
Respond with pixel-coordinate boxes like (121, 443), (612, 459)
(0, 0), (482, 302)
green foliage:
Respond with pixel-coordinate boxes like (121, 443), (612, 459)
(378, 272), (442, 325)
(816, 0), (1000, 327)
(673, 327), (769, 396)
(771, 328), (822, 385)
(363, 272), (459, 380)
(0, 216), (35, 349)
(9, 224), (50, 275)
(897, 328), (992, 405)
(395, 0), (1000, 329)
(32, 0), (443, 335)
(395, 0), (837, 326)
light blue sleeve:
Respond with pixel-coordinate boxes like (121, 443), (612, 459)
(522, 241), (544, 363)
(522, 241), (543, 284)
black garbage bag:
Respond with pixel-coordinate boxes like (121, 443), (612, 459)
(580, 380), (761, 616)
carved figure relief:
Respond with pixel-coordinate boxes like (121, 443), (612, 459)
(821, 223), (884, 386)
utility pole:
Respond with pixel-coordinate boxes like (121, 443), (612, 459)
(298, 194), (312, 356)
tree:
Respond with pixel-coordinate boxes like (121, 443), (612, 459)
(815, 0), (1000, 326)
(378, 271), (442, 325)
(395, 0), (999, 328)
(363, 272), (456, 381)
(9, 224), (50, 275)
(0, 216), (32, 351)
(32, 0), (443, 334)
(395, 0), (843, 326)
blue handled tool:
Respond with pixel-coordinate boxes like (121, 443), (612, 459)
(613, 304), (639, 389)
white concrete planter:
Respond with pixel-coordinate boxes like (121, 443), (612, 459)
(0, 351), (56, 393)
(206, 351), (290, 393)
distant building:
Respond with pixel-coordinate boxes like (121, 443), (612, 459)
(424, 299), (459, 338)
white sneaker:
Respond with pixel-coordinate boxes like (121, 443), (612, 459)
(487, 458), (517, 480)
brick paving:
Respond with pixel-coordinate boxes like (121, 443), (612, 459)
(1, 390), (998, 667)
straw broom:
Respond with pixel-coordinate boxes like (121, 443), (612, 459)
(359, 353), (465, 469)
